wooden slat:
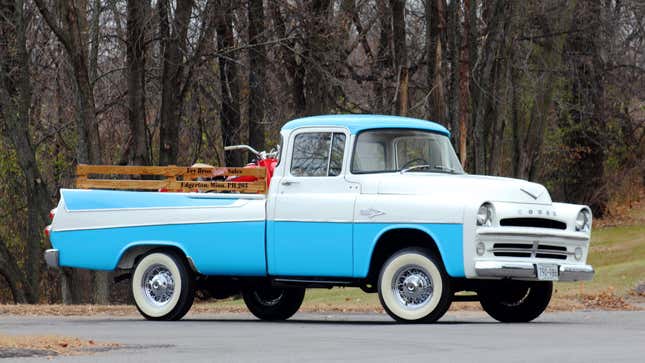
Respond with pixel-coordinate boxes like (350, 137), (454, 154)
(171, 180), (266, 193)
(75, 164), (267, 194)
(76, 164), (266, 178)
(182, 167), (266, 178)
(76, 179), (170, 190)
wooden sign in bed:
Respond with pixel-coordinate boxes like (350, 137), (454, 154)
(75, 164), (267, 194)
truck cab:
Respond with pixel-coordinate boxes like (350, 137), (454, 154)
(45, 115), (594, 323)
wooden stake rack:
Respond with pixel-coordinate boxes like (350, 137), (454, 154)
(75, 164), (267, 194)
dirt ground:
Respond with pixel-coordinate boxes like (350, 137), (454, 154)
(0, 334), (119, 358)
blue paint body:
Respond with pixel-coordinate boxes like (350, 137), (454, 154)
(62, 189), (236, 211)
(50, 222), (266, 275)
(52, 219), (465, 278)
(266, 221), (463, 278)
(267, 221), (354, 276)
(353, 223), (464, 278)
(281, 115), (450, 136)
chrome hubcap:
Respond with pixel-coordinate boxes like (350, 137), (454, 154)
(253, 288), (284, 307)
(392, 265), (433, 309)
(142, 264), (175, 306)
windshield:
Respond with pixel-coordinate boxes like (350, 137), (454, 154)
(351, 129), (464, 174)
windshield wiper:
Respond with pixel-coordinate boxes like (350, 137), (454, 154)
(431, 165), (459, 174)
(400, 165), (433, 173)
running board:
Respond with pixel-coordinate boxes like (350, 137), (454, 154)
(271, 278), (355, 288)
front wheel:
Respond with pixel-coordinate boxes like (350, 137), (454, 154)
(478, 281), (552, 322)
(131, 251), (195, 321)
(242, 286), (305, 321)
(377, 248), (452, 323)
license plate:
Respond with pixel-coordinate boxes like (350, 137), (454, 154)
(537, 264), (559, 281)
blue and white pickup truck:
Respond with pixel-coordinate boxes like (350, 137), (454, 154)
(45, 115), (594, 323)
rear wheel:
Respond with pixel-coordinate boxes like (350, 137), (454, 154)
(377, 248), (452, 323)
(242, 286), (305, 321)
(478, 281), (552, 322)
(131, 251), (195, 321)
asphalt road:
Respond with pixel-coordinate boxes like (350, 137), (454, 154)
(2, 310), (644, 362)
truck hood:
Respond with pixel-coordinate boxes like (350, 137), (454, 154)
(375, 173), (552, 204)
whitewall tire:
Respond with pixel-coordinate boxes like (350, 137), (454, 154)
(378, 248), (452, 323)
(132, 251), (195, 321)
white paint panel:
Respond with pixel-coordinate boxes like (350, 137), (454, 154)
(353, 194), (463, 224)
(52, 195), (266, 232)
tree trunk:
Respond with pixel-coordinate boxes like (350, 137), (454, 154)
(126, 0), (150, 165)
(447, 0), (460, 140)
(304, 0), (332, 116)
(373, 1), (392, 114)
(217, 0), (243, 166)
(425, 0), (447, 123)
(560, 1), (609, 216)
(268, 1), (306, 116)
(0, 236), (29, 303)
(35, 0), (109, 304)
(248, 0), (266, 153)
(458, 0), (471, 167)
(391, 0), (408, 116)
(0, 0), (53, 304)
(471, 0), (507, 174)
(158, 0), (194, 166)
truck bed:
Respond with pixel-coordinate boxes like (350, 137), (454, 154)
(49, 189), (267, 275)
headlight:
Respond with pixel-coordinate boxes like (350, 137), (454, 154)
(477, 203), (494, 227)
(575, 209), (591, 232)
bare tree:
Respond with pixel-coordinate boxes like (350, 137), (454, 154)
(425, 0), (447, 123)
(248, 0), (266, 152)
(0, 0), (52, 303)
(217, 0), (243, 166)
(158, 0), (194, 166)
(34, 0), (102, 165)
(391, 0), (408, 116)
(125, 0), (150, 165)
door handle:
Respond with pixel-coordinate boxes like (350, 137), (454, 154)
(281, 179), (299, 186)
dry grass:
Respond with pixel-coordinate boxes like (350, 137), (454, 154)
(0, 334), (119, 356)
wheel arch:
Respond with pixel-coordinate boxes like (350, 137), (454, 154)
(365, 224), (462, 284)
(116, 242), (198, 273)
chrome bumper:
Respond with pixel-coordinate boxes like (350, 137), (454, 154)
(475, 261), (594, 281)
(44, 249), (60, 268)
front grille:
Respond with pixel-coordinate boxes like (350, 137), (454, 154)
(491, 242), (568, 260)
(500, 217), (567, 230)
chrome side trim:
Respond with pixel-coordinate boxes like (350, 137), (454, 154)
(475, 261), (594, 281)
(44, 249), (60, 268)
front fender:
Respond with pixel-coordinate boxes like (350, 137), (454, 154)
(353, 223), (464, 278)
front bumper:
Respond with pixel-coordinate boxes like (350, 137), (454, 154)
(475, 261), (594, 281)
(44, 249), (60, 268)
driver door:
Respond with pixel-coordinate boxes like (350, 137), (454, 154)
(268, 128), (357, 277)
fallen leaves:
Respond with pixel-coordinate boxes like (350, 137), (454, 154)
(0, 334), (119, 357)
(579, 289), (638, 310)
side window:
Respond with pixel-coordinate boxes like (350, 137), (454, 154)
(290, 132), (346, 177)
(329, 133), (346, 176)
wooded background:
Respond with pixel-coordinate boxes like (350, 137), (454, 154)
(0, 0), (643, 304)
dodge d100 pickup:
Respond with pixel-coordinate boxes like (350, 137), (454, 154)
(44, 114), (594, 323)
